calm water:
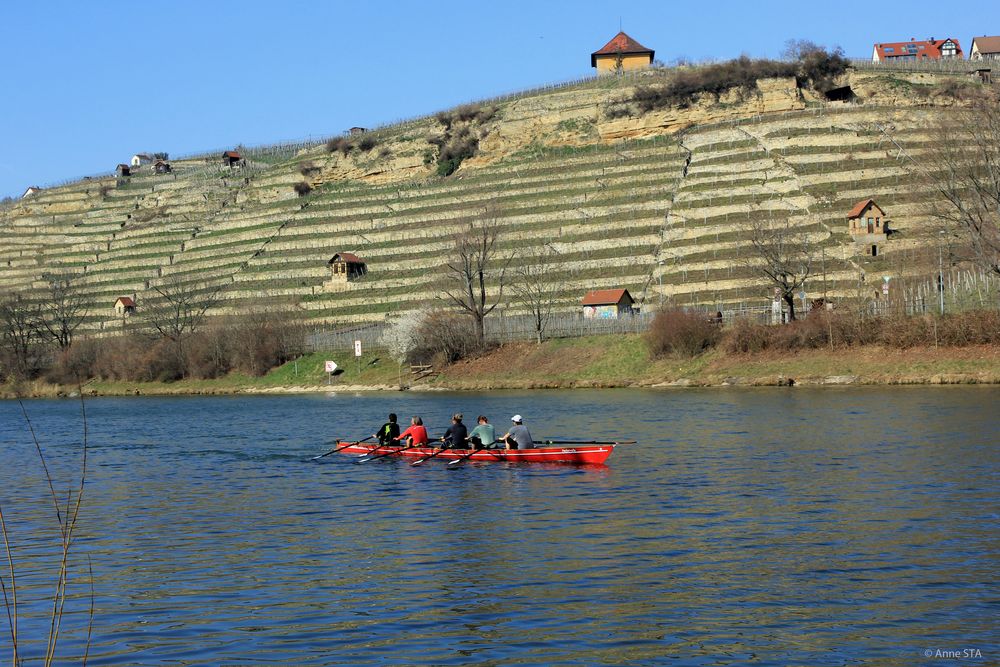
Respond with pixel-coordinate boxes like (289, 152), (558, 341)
(0, 389), (997, 665)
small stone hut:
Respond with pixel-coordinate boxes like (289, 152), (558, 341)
(591, 32), (654, 74)
(114, 296), (136, 316)
(847, 198), (890, 256)
(153, 160), (172, 174)
(116, 164), (131, 177)
(222, 150), (243, 168)
(327, 252), (367, 282)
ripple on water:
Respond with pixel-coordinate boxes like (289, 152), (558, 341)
(0, 389), (997, 665)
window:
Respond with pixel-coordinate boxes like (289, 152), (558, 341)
(884, 47), (895, 53)
(871, 245), (878, 257)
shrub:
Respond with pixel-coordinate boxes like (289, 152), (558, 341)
(379, 147), (392, 159)
(44, 340), (100, 384)
(358, 136), (377, 151)
(619, 49), (846, 116)
(293, 181), (312, 197)
(299, 161), (320, 176)
(326, 137), (353, 155)
(646, 308), (722, 358)
(723, 317), (771, 354)
(407, 311), (482, 366)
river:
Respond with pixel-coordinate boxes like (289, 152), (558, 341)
(1, 388), (997, 665)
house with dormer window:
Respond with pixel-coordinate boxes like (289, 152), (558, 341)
(872, 37), (963, 63)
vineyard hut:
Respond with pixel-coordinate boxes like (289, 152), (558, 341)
(847, 198), (889, 256)
(349, 127), (368, 135)
(21, 186), (42, 198)
(581, 288), (634, 319)
(116, 164), (131, 177)
(114, 296), (136, 316)
(131, 153), (155, 167)
(328, 252), (367, 282)
(222, 150), (243, 168)
(591, 32), (654, 73)
(153, 160), (172, 174)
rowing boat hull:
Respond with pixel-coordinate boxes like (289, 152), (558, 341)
(339, 443), (615, 465)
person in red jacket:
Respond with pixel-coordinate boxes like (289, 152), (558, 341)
(397, 416), (429, 447)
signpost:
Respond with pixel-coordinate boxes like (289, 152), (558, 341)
(325, 360), (337, 385)
(354, 340), (362, 375)
(882, 275), (890, 297)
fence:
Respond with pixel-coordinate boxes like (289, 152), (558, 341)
(303, 305), (775, 352)
(849, 58), (993, 74)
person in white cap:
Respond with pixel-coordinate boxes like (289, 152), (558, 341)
(501, 414), (534, 450)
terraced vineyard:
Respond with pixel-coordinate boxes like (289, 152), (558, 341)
(1, 69), (991, 334)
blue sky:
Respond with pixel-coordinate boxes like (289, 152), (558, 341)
(1, 1), (997, 199)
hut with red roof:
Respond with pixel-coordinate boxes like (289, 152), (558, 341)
(328, 252), (367, 283)
(581, 288), (634, 319)
(591, 32), (654, 74)
(847, 199), (890, 256)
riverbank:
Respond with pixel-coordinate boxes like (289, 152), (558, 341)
(5, 334), (1000, 398)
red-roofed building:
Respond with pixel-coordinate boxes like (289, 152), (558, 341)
(328, 252), (367, 283)
(872, 38), (963, 63)
(591, 31), (654, 74)
(222, 150), (243, 168)
(581, 288), (634, 319)
(114, 296), (136, 317)
(847, 199), (889, 256)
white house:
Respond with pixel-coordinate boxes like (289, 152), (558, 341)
(131, 153), (155, 168)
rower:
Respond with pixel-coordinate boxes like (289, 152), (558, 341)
(440, 413), (468, 449)
(398, 416), (429, 447)
(372, 413), (400, 447)
(468, 415), (496, 449)
(501, 414), (534, 450)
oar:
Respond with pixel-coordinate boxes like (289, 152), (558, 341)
(447, 446), (482, 467)
(410, 443), (456, 466)
(357, 442), (420, 464)
(311, 436), (374, 461)
(535, 439), (636, 446)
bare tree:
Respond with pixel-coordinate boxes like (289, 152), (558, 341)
(0, 291), (42, 378)
(923, 99), (1000, 277)
(740, 215), (814, 321)
(36, 275), (89, 350)
(141, 280), (219, 343)
(509, 248), (564, 344)
(441, 205), (510, 345)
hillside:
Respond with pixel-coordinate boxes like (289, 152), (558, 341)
(1, 64), (996, 335)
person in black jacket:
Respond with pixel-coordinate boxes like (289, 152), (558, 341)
(440, 413), (468, 449)
(372, 413), (400, 447)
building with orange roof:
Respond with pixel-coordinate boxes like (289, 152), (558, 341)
(581, 288), (634, 318)
(871, 37), (962, 63)
(591, 32), (654, 74)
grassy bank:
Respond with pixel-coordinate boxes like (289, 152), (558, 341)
(5, 334), (1000, 398)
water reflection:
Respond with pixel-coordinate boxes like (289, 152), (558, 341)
(0, 388), (996, 665)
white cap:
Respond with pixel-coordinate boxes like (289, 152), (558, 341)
(511, 414), (522, 422)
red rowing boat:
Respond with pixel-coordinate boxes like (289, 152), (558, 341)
(338, 442), (616, 465)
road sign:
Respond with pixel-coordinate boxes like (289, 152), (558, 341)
(882, 282), (889, 295)
(354, 340), (362, 357)
(325, 360), (337, 373)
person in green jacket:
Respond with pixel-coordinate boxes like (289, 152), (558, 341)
(468, 415), (496, 449)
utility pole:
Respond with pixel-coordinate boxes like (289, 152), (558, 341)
(938, 243), (945, 315)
